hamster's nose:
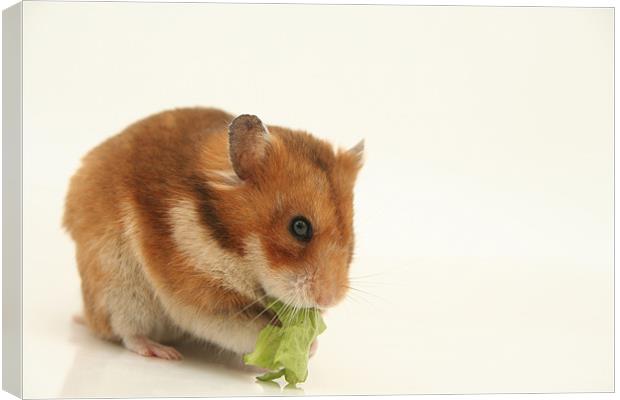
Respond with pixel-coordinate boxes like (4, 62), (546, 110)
(315, 290), (336, 308)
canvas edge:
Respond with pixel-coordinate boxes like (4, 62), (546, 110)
(2, 2), (23, 398)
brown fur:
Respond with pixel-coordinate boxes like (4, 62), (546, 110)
(63, 107), (363, 354)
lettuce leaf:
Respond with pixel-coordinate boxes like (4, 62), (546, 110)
(243, 300), (326, 386)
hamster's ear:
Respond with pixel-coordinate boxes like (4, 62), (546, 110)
(334, 139), (365, 189)
(228, 114), (269, 180)
(348, 139), (365, 168)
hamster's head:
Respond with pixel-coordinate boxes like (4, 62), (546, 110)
(227, 114), (364, 309)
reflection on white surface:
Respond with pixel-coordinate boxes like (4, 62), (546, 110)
(59, 325), (283, 398)
(23, 256), (612, 398)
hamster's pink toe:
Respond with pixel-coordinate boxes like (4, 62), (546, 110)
(148, 343), (183, 360)
(123, 335), (183, 361)
(72, 314), (85, 325)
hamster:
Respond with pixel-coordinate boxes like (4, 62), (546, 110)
(63, 108), (364, 359)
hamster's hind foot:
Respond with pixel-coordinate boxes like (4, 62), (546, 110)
(123, 335), (183, 360)
(72, 314), (85, 325)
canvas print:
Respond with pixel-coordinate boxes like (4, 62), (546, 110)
(2, 1), (614, 398)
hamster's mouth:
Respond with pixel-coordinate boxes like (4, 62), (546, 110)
(256, 280), (327, 313)
(258, 285), (326, 314)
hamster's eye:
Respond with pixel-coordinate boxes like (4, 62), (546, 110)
(289, 216), (313, 242)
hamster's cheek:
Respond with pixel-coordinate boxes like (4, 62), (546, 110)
(257, 268), (318, 309)
(244, 234), (320, 308)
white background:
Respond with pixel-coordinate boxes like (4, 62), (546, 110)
(13, 1), (614, 398)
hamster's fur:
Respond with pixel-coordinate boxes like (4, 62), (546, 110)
(63, 108), (363, 359)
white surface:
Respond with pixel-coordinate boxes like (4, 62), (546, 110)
(21, 3), (613, 397)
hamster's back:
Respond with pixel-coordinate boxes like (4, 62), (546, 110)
(63, 107), (234, 239)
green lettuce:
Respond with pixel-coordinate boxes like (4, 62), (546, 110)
(243, 300), (326, 386)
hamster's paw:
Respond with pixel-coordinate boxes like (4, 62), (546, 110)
(72, 314), (85, 325)
(309, 339), (319, 358)
(123, 335), (183, 360)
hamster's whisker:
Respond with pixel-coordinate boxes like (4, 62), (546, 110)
(344, 292), (364, 305)
(246, 297), (280, 326)
(348, 274), (387, 280)
(293, 263), (312, 309)
(260, 302), (282, 337)
(348, 273), (393, 282)
(346, 285), (382, 299)
(349, 272), (387, 280)
(304, 303), (310, 327)
(293, 292), (302, 315)
(282, 300), (295, 320)
(347, 279), (393, 287)
(260, 301), (292, 342)
(229, 293), (270, 320)
(344, 284), (390, 304)
(348, 276), (389, 283)
(263, 308), (282, 330)
(285, 299), (299, 322)
(344, 290), (372, 306)
(208, 286), (239, 315)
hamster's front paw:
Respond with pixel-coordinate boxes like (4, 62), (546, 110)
(123, 335), (183, 360)
(242, 303), (282, 328)
(309, 339), (319, 358)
